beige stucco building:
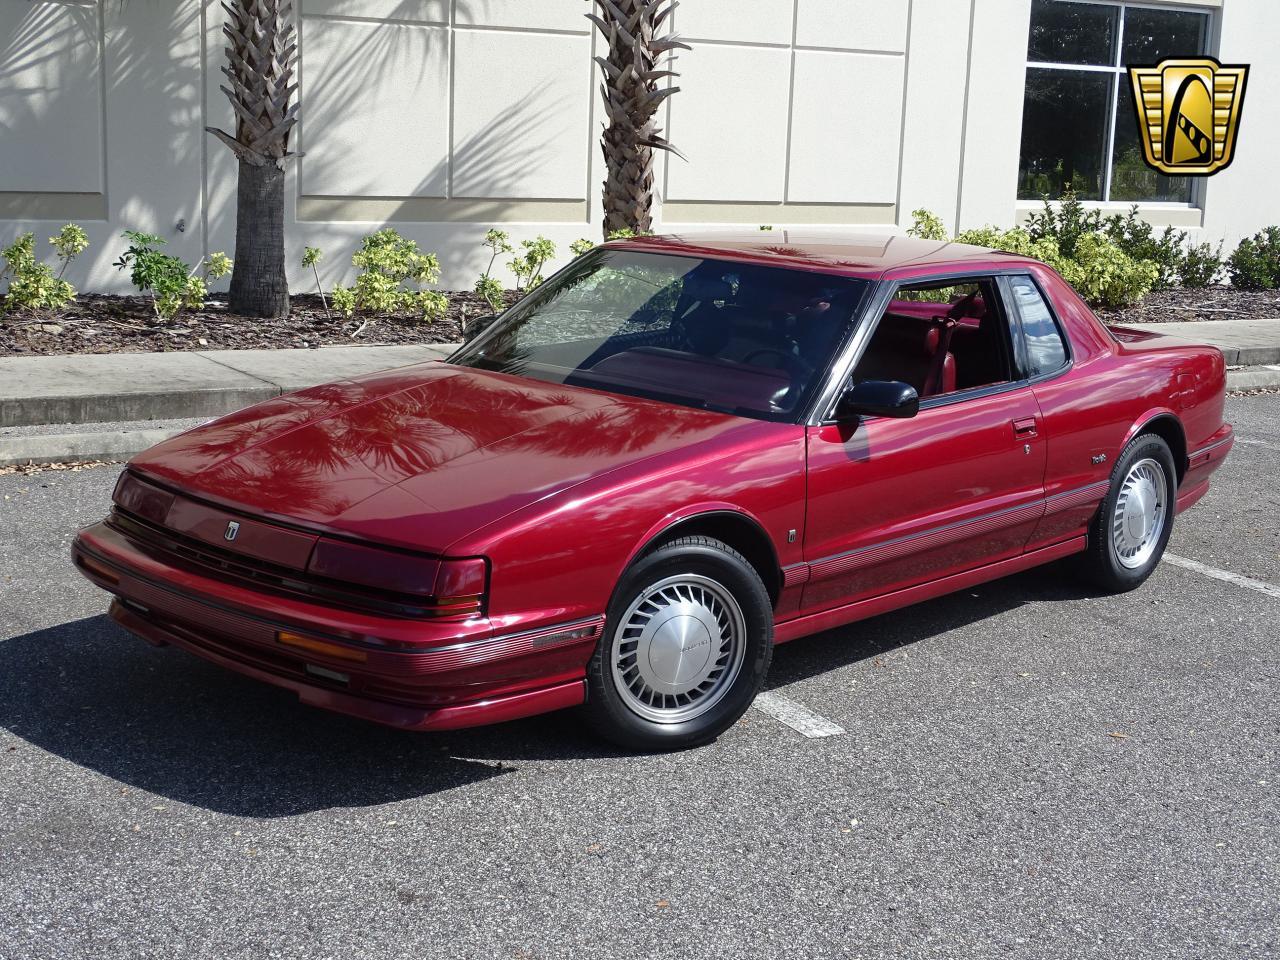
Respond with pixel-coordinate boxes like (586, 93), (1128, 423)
(1, 0), (1277, 292)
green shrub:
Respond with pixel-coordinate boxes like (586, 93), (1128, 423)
(1227, 227), (1280, 290)
(954, 226), (1064, 268)
(301, 246), (328, 312)
(926, 213), (1158, 309)
(0, 224), (88, 314)
(1179, 242), (1223, 288)
(605, 227), (651, 241)
(508, 236), (556, 292)
(332, 228), (447, 320)
(113, 231), (230, 321)
(474, 228), (512, 311)
(1068, 233), (1159, 308)
(570, 238), (595, 257)
(907, 208), (948, 241)
(1025, 188), (1103, 258)
(1101, 206), (1184, 289)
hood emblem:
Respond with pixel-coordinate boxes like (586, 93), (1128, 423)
(224, 521), (240, 542)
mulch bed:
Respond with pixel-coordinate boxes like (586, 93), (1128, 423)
(0, 290), (523, 357)
(5, 285), (1278, 357)
(1098, 286), (1280, 325)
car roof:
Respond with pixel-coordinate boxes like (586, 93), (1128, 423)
(611, 231), (1037, 279)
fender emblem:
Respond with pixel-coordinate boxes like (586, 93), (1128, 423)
(1092, 454), (1108, 464)
(224, 521), (240, 541)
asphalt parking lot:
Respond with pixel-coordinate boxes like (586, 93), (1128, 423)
(1, 394), (1277, 960)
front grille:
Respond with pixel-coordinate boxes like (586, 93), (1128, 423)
(108, 509), (446, 620)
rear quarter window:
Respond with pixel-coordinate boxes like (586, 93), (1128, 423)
(1009, 275), (1068, 377)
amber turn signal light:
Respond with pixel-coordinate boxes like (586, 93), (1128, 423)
(77, 553), (120, 586)
(276, 630), (368, 663)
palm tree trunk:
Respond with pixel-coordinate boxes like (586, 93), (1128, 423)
(588, 0), (687, 238)
(229, 160), (289, 318)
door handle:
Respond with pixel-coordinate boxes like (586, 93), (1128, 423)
(1012, 417), (1038, 438)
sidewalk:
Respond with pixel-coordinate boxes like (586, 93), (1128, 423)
(1120, 317), (1280, 366)
(1, 343), (457, 465)
(1, 318), (1277, 466)
(1, 343), (457, 428)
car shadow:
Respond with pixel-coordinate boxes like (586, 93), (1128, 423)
(763, 560), (1098, 689)
(0, 612), (621, 817)
(0, 562), (1097, 817)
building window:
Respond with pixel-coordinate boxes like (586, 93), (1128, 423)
(1018, 0), (1211, 204)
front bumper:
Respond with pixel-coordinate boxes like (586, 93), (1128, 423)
(73, 520), (602, 731)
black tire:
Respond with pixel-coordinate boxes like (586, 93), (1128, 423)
(1079, 432), (1177, 592)
(582, 536), (774, 751)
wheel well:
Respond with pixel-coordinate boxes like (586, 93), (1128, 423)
(642, 512), (782, 607)
(1139, 415), (1187, 483)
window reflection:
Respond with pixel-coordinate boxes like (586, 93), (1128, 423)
(1027, 0), (1117, 66)
(1018, 0), (1210, 203)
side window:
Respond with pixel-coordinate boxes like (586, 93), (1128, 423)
(1008, 275), (1068, 377)
(851, 277), (1015, 399)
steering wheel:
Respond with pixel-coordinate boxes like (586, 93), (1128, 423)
(742, 346), (796, 368)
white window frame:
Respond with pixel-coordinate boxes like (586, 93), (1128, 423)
(1023, 0), (1218, 209)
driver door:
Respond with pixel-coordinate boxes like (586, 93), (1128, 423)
(799, 276), (1047, 613)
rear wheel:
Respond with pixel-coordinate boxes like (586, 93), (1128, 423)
(1080, 433), (1177, 592)
(583, 536), (773, 751)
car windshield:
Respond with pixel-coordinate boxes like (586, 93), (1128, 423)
(450, 249), (870, 422)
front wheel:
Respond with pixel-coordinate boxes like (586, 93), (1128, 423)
(583, 536), (773, 751)
(1080, 432), (1177, 592)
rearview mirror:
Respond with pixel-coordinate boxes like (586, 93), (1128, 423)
(834, 380), (919, 421)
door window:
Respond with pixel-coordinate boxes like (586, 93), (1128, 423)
(851, 278), (1016, 400)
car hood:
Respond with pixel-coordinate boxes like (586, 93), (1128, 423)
(129, 362), (754, 553)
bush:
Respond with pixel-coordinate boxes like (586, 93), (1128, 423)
(605, 227), (652, 241)
(113, 231), (230, 321)
(1227, 227), (1280, 290)
(918, 211), (1158, 309)
(1179, 242), (1223, 288)
(301, 246), (329, 312)
(1068, 233), (1159, 309)
(0, 224), (88, 314)
(508, 236), (556, 292)
(907, 208), (948, 241)
(1102, 206), (1184, 289)
(474, 229), (512, 311)
(570, 238), (595, 257)
(332, 228), (448, 320)
(1025, 189), (1102, 258)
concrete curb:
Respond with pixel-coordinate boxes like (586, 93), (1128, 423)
(1227, 365), (1280, 391)
(0, 427), (187, 467)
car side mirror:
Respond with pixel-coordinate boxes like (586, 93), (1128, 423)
(834, 380), (919, 421)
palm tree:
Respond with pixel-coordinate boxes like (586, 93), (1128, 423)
(206, 0), (299, 318)
(587, 0), (688, 237)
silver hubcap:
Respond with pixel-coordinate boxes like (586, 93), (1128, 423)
(1111, 457), (1168, 569)
(610, 574), (746, 724)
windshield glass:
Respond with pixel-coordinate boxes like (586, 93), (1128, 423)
(450, 249), (870, 421)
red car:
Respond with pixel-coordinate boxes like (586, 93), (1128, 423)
(73, 234), (1233, 749)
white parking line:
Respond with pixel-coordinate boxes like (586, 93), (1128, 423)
(1236, 438), (1278, 451)
(752, 691), (846, 738)
(1165, 553), (1280, 601)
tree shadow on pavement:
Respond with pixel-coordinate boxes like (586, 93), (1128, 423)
(0, 563), (1100, 816)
